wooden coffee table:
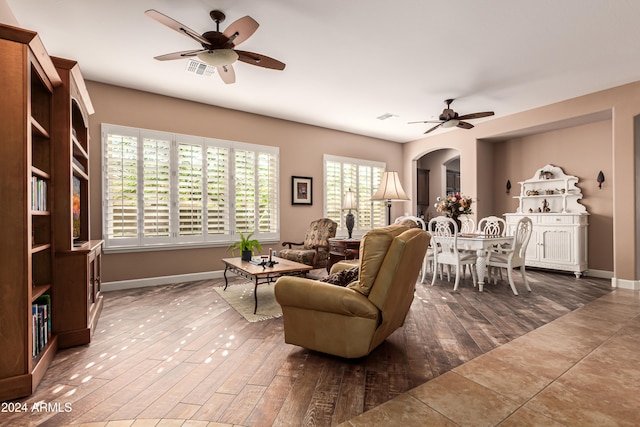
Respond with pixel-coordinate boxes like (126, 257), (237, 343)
(221, 257), (313, 314)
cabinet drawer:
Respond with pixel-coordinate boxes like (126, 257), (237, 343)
(505, 214), (538, 224)
(539, 215), (576, 224)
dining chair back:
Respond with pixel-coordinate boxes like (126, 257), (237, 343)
(428, 216), (477, 291)
(487, 216), (533, 295)
(478, 215), (506, 236)
(459, 215), (475, 234)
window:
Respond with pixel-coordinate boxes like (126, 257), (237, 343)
(102, 124), (279, 250)
(324, 155), (386, 237)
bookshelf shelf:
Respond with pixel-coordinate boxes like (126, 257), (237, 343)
(32, 284), (51, 301)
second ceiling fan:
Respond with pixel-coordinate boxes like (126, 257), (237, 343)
(145, 9), (286, 84)
(409, 99), (494, 134)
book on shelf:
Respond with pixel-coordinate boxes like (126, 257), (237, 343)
(32, 295), (51, 357)
(31, 176), (48, 211)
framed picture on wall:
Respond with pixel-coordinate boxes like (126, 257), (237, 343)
(292, 176), (312, 205)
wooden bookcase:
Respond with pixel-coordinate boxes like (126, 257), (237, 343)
(51, 57), (103, 348)
(0, 24), (102, 401)
(0, 24), (62, 401)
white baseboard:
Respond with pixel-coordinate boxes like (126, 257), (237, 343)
(102, 270), (226, 292)
(611, 277), (640, 290)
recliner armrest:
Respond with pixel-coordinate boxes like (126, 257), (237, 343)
(274, 277), (378, 319)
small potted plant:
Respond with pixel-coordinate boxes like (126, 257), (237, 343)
(228, 232), (262, 261)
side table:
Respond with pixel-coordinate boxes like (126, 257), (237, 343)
(328, 238), (361, 272)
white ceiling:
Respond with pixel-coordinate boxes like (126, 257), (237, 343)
(6, 0), (640, 143)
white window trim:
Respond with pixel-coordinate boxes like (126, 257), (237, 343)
(101, 124), (279, 252)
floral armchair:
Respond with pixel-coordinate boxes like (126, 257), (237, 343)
(279, 218), (337, 268)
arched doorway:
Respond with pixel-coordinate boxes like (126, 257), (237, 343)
(415, 148), (460, 221)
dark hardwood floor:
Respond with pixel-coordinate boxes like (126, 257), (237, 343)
(5, 269), (612, 426)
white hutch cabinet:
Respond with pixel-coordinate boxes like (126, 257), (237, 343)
(505, 164), (588, 277)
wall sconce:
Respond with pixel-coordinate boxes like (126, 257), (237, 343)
(597, 171), (605, 189)
(506, 179), (511, 194)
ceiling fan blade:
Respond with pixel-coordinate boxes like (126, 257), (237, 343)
(236, 50), (286, 70)
(218, 64), (236, 84)
(424, 123), (443, 134)
(145, 9), (210, 46)
(408, 120), (443, 124)
(153, 49), (205, 61)
(457, 121), (474, 130)
(457, 111), (495, 121)
(223, 16), (259, 47)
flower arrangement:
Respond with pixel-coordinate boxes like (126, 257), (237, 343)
(434, 193), (473, 218)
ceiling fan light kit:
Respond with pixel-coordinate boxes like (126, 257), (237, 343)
(441, 119), (459, 128)
(197, 49), (238, 66)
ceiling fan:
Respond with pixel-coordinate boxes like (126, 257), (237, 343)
(144, 9), (286, 84)
(409, 99), (494, 134)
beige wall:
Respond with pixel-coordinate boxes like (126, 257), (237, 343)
(404, 81), (640, 282)
(86, 82), (403, 282)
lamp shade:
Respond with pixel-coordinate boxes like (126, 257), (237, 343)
(371, 171), (410, 201)
(343, 188), (357, 210)
(197, 49), (239, 66)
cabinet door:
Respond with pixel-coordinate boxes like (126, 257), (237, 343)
(538, 226), (574, 265)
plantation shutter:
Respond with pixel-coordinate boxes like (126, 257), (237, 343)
(141, 132), (171, 242)
(257, 151), (278, 235)
(206, 144), (230, 238)
(325, 160), (342, 227)
(234, 149), (256, 234)
(232, 143), (279, 239)
(176, 138), (204, 239)
(370, 167), (385, 226)
(104, 128), (139, 245)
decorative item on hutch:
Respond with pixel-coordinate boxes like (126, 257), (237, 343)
(505, 164), (588, 278)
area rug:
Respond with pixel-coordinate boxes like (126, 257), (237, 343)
(214, 282), (282, 322)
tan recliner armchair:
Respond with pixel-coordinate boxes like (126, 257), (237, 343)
(274, 225), (430, 358)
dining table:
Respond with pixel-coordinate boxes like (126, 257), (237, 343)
(455, 233), (515, 292)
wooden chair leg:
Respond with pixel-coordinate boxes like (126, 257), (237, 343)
(520, 266), (531, 292)
(507, 268), (519, 295)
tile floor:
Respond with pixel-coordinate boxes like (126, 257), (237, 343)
(341, 288), (640, 426)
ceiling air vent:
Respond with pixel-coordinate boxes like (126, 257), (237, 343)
(376, 113), (398, 120)
(185, 60), (216, 77)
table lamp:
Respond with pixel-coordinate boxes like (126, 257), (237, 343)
(371, 171), (410, 225)
(343, 188), (357, 239)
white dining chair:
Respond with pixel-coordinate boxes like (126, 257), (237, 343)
(478, 215), (508, 280)
(458, 215), (476, 234)
(487, 216), (533, 295)
(458, 214), (476, 278)
(478, 215), (506, 236)
(394, 215), (431, 282)
(428, 216), (478, 291)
